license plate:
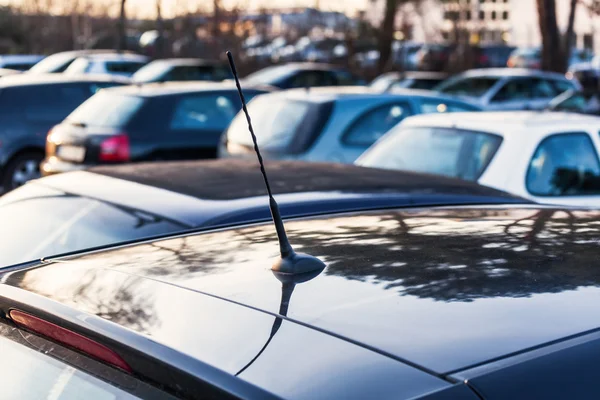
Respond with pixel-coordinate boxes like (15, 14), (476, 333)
(57, 145), (86, 162)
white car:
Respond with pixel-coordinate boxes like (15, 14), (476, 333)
(64, 53), (148, 77)
(0, 55), (44, 71)
(357, 111), (600, 207)
(435, 69), (580, 111)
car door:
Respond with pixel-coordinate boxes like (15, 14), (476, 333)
(523, 131), (600, 206)
(163, 92), (242, 160)
(336, 101), (414, 163)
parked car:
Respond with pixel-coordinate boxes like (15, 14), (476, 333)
(28, 50), (137, 74)
(508, 47), (592, 69)
(0, 55), (44, 71)
(415, 44), (453, 71)
(370, 71), (449, 92)
(0, 74), (127, 192)
(358, 111), (600, 207)
(507, 47), (541, 68)
(132, 58), (230, 84)
(435, 68), (580, 110)
(243, 63), (361, 89)
(2, 193), (600, 398)
(474, 45), (516, 68)
(0, 159), (523, 267)
(42, 82), (272, 176)
(392, 41), (422, 70)
(219, 87), (480, 164)
(64, 53), (149, 77)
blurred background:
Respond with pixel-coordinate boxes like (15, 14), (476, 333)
(0, 0), (596, 78)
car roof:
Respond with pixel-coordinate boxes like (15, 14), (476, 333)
(6, 204), (600, 386)
(380, 71), (449, 80)
(456, 68), (566, 80)
(104, 81), (273, 97)
(267, 86), (479, 105)
(401, 111), (600, 136)
(0, 73), (130, 87)
(145, 58), (225, 67)
(33, 159), (524, 228)
(77, 53), (148, 62)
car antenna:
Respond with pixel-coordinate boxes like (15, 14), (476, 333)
(226, 50), (325, 275)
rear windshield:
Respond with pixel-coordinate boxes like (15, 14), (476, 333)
(436, 77), (500, 97)
(66, 91), (145, 128)
(132, 61), (171, 82)
(0, 183), (185, 267)
(358, 127), (502, 181)
(226, 95), (312, 151)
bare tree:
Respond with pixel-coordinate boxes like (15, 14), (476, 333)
(377, 0), (398, 73)
(117, 0), (126, 51)
(536, 0), (577, 72)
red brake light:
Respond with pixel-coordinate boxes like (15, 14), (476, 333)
(100, 134), (130, 162)
(9, 310), (132, 373)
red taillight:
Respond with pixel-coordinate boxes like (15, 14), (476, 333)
(9, 310), (132, 372)
(100, 134), (130, 162)
(478, 55), (489, 64)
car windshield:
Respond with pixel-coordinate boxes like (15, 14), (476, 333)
(226, 95), (311, 151)
(132, 61), (171, 82)
(66, 91), (145, 128)
(436, 77), (500, 98)
(357, 126), (502, 181)
(244, 65), (294, 85)
(0, 183), (185, 267)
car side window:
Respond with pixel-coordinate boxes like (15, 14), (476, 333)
(288, 71), (326, 88)
(342, 102), (411, 147)
(526, 132), (600, 196)
(530, 78), (556, 98)
(492, 79), (532, 102)
(170, 94), (238, 131)
(105, 62), (144, 74)
(552, 79), (576, 94)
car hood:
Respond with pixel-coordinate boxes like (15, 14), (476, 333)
(5, 206), (600, 375)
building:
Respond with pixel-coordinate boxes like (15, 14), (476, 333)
(366, 0), (600, 52)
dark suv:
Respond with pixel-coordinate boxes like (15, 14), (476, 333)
(0, 74), (127, 192)
(42, 82), (272, 175)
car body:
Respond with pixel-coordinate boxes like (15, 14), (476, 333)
(358, 111), (600, 207)
(132, 58), (230, 84)
(0, 159), (524, 267)
(219, 86), (481, 164)
(42, 82), (272, 175)
(1, 202), (600, 398)
(370, 71), (449, 92)
(435, 68), (580, 110)
(243, 63), (360, 89)
(64, 53), (149, 77)
(28, 50), (137, 74)
(0, 74), (127, 192)
(0, 68), (21, 77)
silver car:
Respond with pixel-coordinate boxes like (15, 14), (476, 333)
(435, 68), (580, 111)
(218, 87), (480, 164)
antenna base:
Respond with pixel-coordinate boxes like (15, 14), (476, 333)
(272, 252), (326, 275)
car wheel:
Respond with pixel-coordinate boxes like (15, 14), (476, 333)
(3, 152), (43, 191)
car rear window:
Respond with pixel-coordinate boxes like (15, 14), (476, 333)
(66, 91), (145, 128)
(0, 183), (185, 267)
(226, 95), (312, 151)
(358, 127), (502, 181)
(436, 77), (499, 97)
(106, 61), (146, 75)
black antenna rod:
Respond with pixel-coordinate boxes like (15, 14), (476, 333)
(226, 51), (325, 275)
